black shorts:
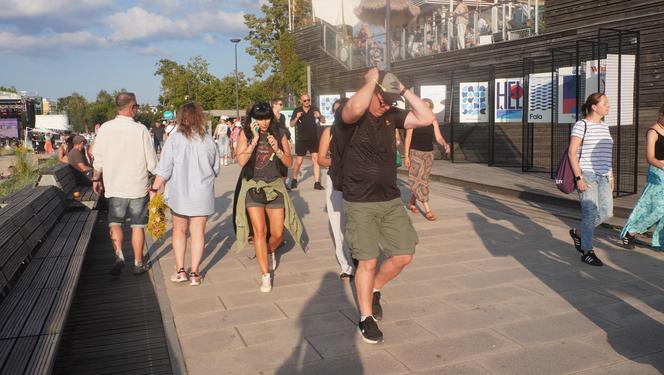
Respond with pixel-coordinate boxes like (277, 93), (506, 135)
(295, 139), (319, 156)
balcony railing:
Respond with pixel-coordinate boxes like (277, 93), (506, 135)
(319, 1), (545, 70)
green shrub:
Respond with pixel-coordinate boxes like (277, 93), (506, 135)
(0, 150), (58, 199)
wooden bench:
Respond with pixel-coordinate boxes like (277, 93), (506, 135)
(0, 185), (34, 209)
(37, 164), (98, 209)
(0, 186), (97, 374)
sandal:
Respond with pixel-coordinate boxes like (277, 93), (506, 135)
(407, 201), (418, 213)
(170, 268), (188, 283)
(424, 211), (437, 221)
(189, 271), (202, 286)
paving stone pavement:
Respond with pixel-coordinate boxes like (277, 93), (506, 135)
(150, 163), (664, 375)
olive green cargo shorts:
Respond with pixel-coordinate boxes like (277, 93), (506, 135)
(343, 198), (418, 260)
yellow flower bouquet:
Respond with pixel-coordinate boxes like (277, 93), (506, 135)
(147, 193), (167, 239)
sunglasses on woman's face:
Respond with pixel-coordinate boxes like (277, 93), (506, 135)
(302, 99), (310, 103)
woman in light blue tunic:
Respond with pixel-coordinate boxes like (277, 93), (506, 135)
(151, 102), (220, 286)
(621, 104), (664, 250)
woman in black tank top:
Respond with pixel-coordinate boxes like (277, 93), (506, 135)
(403, 98), (451, 220)
(621, 104), (664, 249)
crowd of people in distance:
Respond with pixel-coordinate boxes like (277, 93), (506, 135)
(77, 67), (664, 346)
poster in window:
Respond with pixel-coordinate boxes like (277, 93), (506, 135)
(459, 82), (488, 123)
(419, 85), (446, 123)
(527, 73), (553, 123)
(495, 78), (524, 123)
(318, 94), (340, 126)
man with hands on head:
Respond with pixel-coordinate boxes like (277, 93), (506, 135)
(290, 94), (326, 190)
(336, 67), (434, 344)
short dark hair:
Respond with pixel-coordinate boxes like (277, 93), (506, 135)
(271, 98), (283, 106)
(115, 92), (137, 111)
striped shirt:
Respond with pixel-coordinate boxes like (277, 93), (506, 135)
(571, 120), (613, 176)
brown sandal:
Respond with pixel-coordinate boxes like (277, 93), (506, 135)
(407, 201), (418, 212)
(424, 211), (437, 221)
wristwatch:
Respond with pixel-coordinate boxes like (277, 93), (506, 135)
(575, 176), (583, 181)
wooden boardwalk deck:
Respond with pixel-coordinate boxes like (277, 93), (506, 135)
(53, 216), (173, 375)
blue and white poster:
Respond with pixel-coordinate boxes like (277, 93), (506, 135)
(318, 94), (340, 126)
(527, 73), (552, 123)
(495, 78), (524, 123)
(459, 82), (488, 123)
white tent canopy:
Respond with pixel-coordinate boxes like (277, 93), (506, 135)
(312, 0), (361, 26)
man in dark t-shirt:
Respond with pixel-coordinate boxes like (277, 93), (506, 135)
(151, 121), (165, 153)
(336, 68), (434, 344)
(290, 94), (326, 190)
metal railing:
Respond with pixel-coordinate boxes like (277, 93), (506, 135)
(320, 3), (545, 70)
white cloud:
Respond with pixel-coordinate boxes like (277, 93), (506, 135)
(106, 6), (189, 43)
(0, 30), (108, 54)
(0, 0), (113, 18)
(137, 46), (171, 56)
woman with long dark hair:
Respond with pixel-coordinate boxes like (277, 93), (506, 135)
(150, 102), (219, 286)
(231, 102), (304, 292)
(621, 104), (664, 249)
(568, 93), (613, 266)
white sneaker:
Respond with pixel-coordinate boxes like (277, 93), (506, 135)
(260, 273), (272, 293)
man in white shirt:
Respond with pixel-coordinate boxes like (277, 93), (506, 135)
(92, 92), (158, 276)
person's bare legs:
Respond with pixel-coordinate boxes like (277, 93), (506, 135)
(292, 156), (304, 183)
(355, 258), (378, 316)
(131, 227), (145, 265)
(265, 208), (285, 252)
(373, 254), (413, 290)
(109, 225), (123, 256)
(171, 213), (189, 271)
(312, 152), (320, 183)
(247, 207), (269, 275)
(188, 216), (207, 273)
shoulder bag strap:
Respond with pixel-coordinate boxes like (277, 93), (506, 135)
(577, 120), (587, 162)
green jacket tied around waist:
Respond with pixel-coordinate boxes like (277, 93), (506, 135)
(231, 178), (308, 253)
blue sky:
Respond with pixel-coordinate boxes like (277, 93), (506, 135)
(0, 0), (263, 105)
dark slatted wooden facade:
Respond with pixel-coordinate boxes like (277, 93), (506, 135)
(294, 0), (664, 186)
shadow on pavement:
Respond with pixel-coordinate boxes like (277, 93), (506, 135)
(274, 271), (363, 375)
(466, 190), (664, 372)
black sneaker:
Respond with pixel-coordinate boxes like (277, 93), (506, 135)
(372, 291), (383, 321)
(581, 251), (603, 267)
(358, 316), (383, 344)
(569, 229), (583, 254)
(290, 179), (298, 189)
(622, 233), (636, 249)
(110, 259), (124, 276)
(132, 263), (149, 275)
(314, 181), (324, 190)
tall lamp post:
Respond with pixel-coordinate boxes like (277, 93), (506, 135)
(230, 38), (241, 118)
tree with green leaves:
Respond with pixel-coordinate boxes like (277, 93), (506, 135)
(0, 86), (18, 94)
(243, 0), (310, 104)
(57, 93), (89, 133)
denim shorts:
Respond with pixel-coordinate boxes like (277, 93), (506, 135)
(108, 195), (149, 228)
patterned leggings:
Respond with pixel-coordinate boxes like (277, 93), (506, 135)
(408, 149), (434, 203)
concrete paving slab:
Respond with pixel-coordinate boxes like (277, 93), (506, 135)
(574, 352), (664, 375)
(151, 164), (664, 374)
(386, 330), (519, 372)
(258, 350), (409, 375)
(479, 339), (622, 375)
